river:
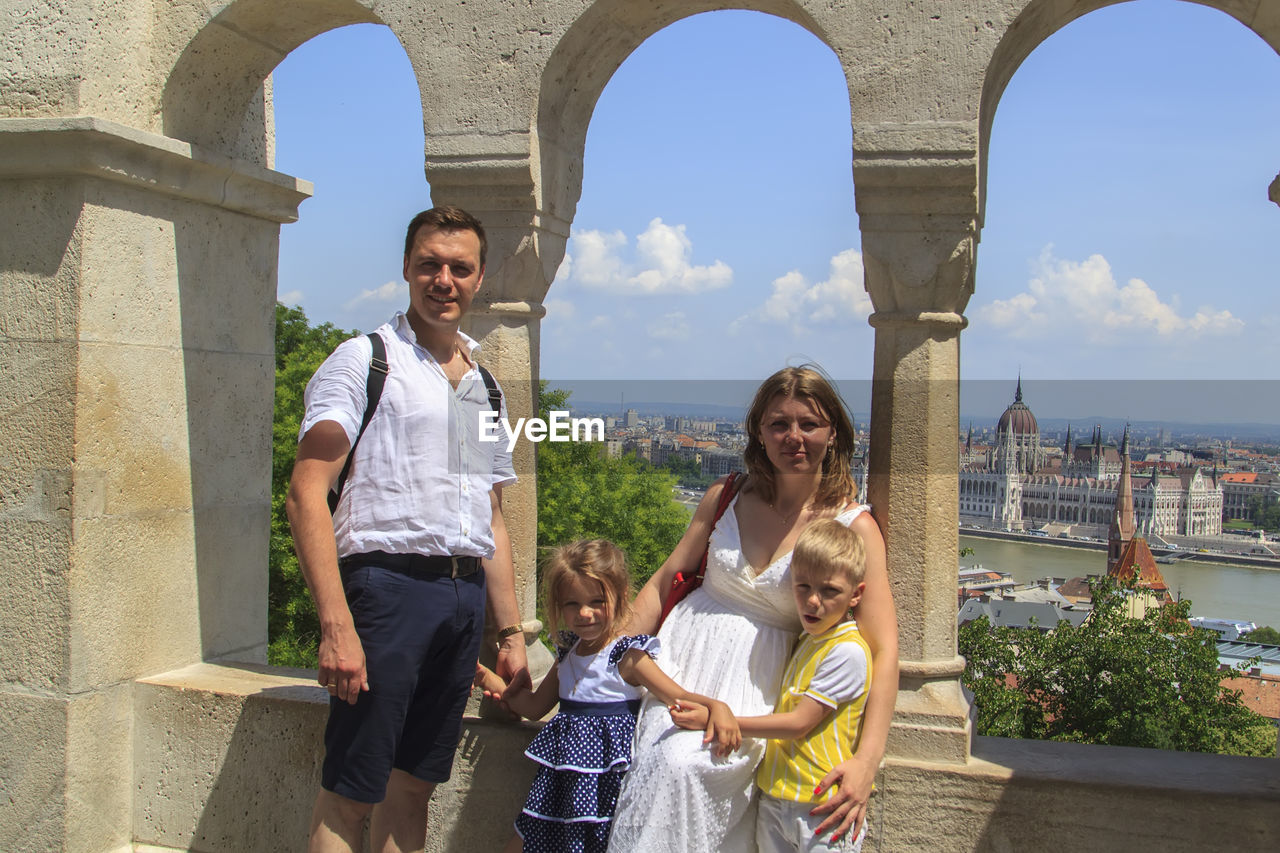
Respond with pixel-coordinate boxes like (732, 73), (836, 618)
(961, 535), (1280, 630)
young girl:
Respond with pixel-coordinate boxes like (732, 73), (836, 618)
(475, 539), (740, 853)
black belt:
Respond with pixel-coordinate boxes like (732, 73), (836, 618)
(340, 551), (482, 578)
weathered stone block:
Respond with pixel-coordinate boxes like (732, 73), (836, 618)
(78, 202), (182, 348)
(0, 690), (67, 852)
(0, 178), (82, 342)
(70, 512), (200, 689)
(74, 340), (193, 516)
(191, 502), (269, 664)
(0, 517), (71, 687)
(132, 664), (333, 852)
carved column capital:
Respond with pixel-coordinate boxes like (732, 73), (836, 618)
(853, 128), (980, 318)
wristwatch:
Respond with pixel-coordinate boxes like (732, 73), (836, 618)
(496, 623), (524, 640)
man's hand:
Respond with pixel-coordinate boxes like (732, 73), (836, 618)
(317, 620), (369, 705)
(810, 755), (877, 845)
(496, 634), (531, 702)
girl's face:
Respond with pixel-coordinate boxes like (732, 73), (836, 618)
(757, 393), (834, 478)
(557, 574), (613, 650)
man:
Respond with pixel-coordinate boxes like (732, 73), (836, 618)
(286, 206), (530, 852)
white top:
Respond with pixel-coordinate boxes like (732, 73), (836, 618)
(556, 635), (659, 703)
(299, 312), (516, 559)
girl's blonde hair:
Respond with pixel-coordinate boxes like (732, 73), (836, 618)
(541, 539), (634, 641)
(743, 365), (858, 508)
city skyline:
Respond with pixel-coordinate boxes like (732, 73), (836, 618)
(542, 378), (1280, 436)
(273, 2), (1280, 383)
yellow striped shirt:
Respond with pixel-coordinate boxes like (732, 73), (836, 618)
(755, 621), (872, 802)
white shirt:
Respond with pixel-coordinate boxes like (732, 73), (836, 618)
(299, 312), (516, 559)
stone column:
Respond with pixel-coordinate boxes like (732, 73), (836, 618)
(855, 127), (978, 763)
(427, 138), (570, 691)
(0, 117), (308, 851)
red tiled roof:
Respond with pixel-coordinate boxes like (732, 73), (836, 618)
(1221, 673), (1280, 721)
(1109, 537), (1173, 602)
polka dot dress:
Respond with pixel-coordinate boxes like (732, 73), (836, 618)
(515, 634), (658, 853)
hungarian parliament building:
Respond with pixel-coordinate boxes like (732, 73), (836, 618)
(958, 381), (1223, 541)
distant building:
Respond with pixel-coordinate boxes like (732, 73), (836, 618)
(959, 381), (1223, 540)
(1219, 471), (1280, 522)
(700, 448), (745, 478)
(1189, 617), (1258, 641)
(957, 599), (1088, 631)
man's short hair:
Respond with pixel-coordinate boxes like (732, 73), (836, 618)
(403, 206), (487, 268)
(792, 518), (866, 587)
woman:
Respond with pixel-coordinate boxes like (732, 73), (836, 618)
(607, 366), (898, 852)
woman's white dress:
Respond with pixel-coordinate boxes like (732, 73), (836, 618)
(606, 497), (869, 852)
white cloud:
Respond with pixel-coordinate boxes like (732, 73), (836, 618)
(543, 297), (576, 323)
(558, 219), (732, 295)
(567, 230), (628, 288)
(278, 289), (304, 306)
(647, 311), (691, 341)
(343, 280), (406, 310)
(737, 248), (871, 333)
(977, 248), (1243, 341)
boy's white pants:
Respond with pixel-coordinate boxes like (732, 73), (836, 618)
(756, 793), (867, 853)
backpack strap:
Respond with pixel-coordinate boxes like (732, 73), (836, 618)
(328, 332), (388, 513)
(477, 364), (502, 414)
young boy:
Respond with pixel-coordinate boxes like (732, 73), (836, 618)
(670, 518), (872, 852)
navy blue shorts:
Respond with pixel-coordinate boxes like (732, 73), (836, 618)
(320, 556), (486, 803)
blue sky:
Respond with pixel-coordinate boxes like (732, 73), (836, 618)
(273, 2), (1280, 393)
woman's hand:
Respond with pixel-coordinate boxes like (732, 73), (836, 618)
(809, 754), (877, 845)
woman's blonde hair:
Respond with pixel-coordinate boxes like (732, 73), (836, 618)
(541, 539), (634, 641)
(743, 365), (857, 507)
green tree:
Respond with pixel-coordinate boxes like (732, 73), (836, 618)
(660, 454), (713, 490)
(536, 383), (690, 587)
(1243, 625), (1280, 645)
(1247, 494), (1280, 531)
(269, 303), (356, 667)
(959, 573), (1275, 756)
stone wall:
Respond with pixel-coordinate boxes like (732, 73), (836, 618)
(2, 1), (1279, 850)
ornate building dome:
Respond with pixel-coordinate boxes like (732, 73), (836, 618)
(997, 378), (1038, 436)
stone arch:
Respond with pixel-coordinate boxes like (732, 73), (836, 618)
(535, 0), (831, 245)
(979, 0), (1280, 222)
(162, 0), (383, 162)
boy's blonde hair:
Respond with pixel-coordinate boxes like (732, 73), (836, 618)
(791, 518), (866, 586)
(541, 539), (633, 640)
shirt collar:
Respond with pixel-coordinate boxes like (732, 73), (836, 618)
(390, 311), (481, 360)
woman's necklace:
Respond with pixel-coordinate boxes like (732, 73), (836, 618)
(768, 497), (813, 526)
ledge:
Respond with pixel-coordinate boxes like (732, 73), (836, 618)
(967, 735), (1280, 795)
(0, 117), (312, 223)
(128, 664), (1280, 852)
